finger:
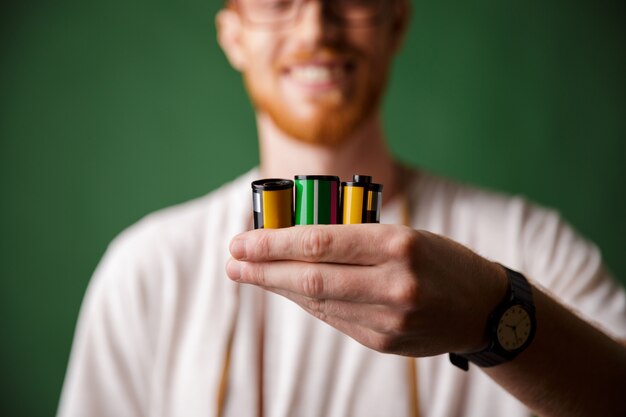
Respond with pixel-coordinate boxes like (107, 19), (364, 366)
(229, 224), (413, 265)
(227, 258), (417, 307)
(315, 310), (439, 356)
(269, 287), (439, 356)
(275, 290), (409, 355)
(267, 286), (419, 338)
(301, 305), (402, 354)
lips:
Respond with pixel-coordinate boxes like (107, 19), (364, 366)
(290, 64), (343, 83)
(284, 59), (355, 88)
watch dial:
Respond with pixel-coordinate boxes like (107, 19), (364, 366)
(497, 305), (532, 351)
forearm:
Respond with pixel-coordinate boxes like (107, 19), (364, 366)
(484, 285), (626, 417)
(227, 225), (626, 415)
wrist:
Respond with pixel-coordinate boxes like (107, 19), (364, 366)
(463, 261), (509, 353)
(451, 265), (537, 371)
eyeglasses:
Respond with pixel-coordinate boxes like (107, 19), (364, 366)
(232, 0), (388, 28)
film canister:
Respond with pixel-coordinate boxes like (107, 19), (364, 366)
(294, 175), (340, 225)
(341, 174), (383, 224)
(251, 178), (294, 229)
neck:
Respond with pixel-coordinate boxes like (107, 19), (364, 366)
(256, 112), (401, 203)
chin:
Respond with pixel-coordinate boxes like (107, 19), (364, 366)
(246, 72), (384, 147)
(264, 99), (379, 147)
(277, 117), (359, 147)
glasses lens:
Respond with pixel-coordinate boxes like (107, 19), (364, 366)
(238, 0), (298, 25)
(331, 0), (386, 23)
(237, 0), (387, 27)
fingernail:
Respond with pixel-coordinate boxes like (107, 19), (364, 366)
(226, 259), (242, 281)
(230, 237), (246, 259)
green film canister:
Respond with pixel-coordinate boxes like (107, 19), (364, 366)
(294, 175), (340, 225)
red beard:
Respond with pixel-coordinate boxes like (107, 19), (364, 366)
(243, 44), (390, 146)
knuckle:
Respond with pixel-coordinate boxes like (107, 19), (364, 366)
(302, 266), (324, 298)
(306, 298), (327, 321)
(240, 263), (266, 286)
(388, 228), (418, 261)
(390, 279), (419, 307)
(387, 311), (412, 334)
(373, 334), (399, 354)
(301, 227), (331, 261)
(254, 233), (272, 259)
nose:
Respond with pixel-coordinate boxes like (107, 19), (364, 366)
(293, 0), (337, 46)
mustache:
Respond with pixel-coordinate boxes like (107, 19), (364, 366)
(276, 46), (363, 67)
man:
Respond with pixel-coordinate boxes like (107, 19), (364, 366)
(58, 0), (626, 416)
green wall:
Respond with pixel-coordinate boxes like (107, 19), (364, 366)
(1, 0), (624, 415)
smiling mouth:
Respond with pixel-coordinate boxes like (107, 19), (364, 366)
(286, 61), (355, 86)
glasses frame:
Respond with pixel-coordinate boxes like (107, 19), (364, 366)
(229, 0), (390, 29)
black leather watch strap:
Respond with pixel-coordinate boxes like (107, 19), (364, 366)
(449, 266), (536, 371)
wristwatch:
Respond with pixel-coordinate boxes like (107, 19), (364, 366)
(449, 265), (536, 371)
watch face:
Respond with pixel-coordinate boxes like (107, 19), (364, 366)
(497, 305), (532, 351)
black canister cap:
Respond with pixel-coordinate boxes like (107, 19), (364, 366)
(341, 174), (383, 192)
(352, 174), (372, 183)
(252, 178), (294, 191)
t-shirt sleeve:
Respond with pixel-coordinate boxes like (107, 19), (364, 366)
(57, 237), (153, 417)
(520, 205), (626, 340)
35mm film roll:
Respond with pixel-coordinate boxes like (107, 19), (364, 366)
(251, 174), (382, 228)
(252, 179), (294, 229)
(294, 175), (340, 225)
(341, 175), (383, 224)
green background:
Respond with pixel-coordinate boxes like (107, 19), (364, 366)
(1, 0), (624, 415)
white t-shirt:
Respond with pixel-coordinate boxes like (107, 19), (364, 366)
(58, 168), (626, 417)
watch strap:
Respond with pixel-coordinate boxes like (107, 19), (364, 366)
(449, 266), (535, 371)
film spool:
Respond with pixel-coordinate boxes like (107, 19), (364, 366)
(251, 179), (294, 229)
(341, 174), (383, 224)
(294, 175), (340, 225)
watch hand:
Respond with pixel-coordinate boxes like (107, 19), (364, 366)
(513, 327), (520, 340)
(512, 315), (526, 327)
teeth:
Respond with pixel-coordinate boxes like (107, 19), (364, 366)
(291, 65), (342, 84)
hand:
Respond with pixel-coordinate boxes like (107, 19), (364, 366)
(226, 224), (507, 357)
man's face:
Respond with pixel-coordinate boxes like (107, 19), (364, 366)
(218, 0), (408, 146)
